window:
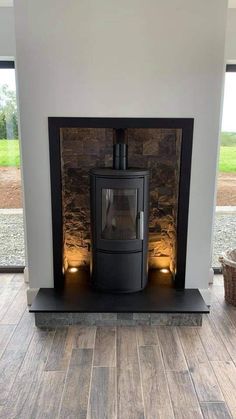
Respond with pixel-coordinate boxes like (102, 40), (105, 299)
(0, 61), (25, 270)
(212, 64), (236, 272)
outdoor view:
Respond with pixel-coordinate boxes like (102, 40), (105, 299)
(0, 65), (234, 269)
(213, 70), (236, 268)
(0, 66), (25, 267)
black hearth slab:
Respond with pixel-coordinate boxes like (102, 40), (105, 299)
(30, 279), (209, 314)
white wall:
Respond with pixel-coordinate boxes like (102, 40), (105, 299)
(0, 7), (15, 56)
(14, 0), (228, 291)
(226, 8), (236, 61)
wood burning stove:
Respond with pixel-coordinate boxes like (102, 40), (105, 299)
(90, 130), (149, 293)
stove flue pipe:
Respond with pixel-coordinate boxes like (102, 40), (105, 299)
(113, 129), (128, 170)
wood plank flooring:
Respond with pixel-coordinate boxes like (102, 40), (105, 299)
(0, 273), (236, 418)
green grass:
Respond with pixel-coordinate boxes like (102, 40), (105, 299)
(220, 132), (236, 147)
(219, 132), (236, 173)
(219, 146), (236, 173)
(0, 139), (20, 166)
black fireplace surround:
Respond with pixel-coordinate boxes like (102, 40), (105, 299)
(48, 117), (194, 291)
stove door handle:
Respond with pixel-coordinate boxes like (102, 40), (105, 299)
(137, 211), (144, 240)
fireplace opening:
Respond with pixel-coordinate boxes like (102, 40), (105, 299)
(48, 117), (193, 291)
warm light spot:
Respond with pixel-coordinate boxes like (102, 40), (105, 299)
(160, 268), (169, 274)
(68, 267), (78, 273)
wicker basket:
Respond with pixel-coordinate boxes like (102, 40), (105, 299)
(219, 249), (236, 306)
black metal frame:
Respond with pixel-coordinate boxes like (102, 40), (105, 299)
(48, 117), (194, 289)
(0, 60), (25, 274)
(0, 266), (24, 273)
(226, 64), (236, 72)
(0, 61), (15, 69)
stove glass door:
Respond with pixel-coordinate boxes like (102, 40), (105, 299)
(95, 176), (144, 252)
(102, 188), (137, 240)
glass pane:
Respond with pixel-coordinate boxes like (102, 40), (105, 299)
(212, 71), (236, 268)
(102, 188), (137, 240)
(0, 66), (25, 267)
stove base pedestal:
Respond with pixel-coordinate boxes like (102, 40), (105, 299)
(92, 250), (147, 293)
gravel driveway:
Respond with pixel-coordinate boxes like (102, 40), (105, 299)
(0, 209), (25, 266)
(212, 211), (236, 268)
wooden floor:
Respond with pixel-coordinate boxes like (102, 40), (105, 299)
(0, 274), (236, 419)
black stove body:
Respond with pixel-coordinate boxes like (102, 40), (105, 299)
(90, 135), (149, 293)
